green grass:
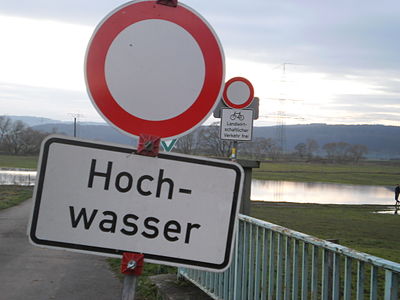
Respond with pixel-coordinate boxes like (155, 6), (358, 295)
(251, 201), (400, 263)
(0, 154), (38, 169)
(253, 161), (400, 185)
(0, 185), (33, 210)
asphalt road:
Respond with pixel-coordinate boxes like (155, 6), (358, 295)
(0, 198), (122, 300)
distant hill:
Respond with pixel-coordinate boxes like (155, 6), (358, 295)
(30, 122), (400, 159)
(5, 115), (60, 127)
(253, 124), (400, 159)
(32, 123), (136, 146)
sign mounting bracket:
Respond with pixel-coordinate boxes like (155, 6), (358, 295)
(157, 0), (178, 7)
(137, 134), (161, 157)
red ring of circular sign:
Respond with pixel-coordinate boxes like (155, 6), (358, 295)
(222, 77), (254, 109)
(85, 1), (224, 138)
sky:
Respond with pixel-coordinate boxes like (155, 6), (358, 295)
(1, 0), (400, 127)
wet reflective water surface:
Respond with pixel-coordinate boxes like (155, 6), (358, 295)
(251, 180), (395, 205)
(0, 170), (36, 186)
(0, 170), (396, 206)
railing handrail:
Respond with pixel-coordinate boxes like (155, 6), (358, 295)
(239, 213), (400, 274)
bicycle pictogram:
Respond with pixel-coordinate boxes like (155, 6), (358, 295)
(230, 112), (245, 121)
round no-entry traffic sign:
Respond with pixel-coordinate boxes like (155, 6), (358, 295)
(222, 77), (254, 109)
(85, 0), (225, 139)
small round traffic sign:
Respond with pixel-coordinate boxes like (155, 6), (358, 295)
(85, 0), (225, 139)
(222, 77), (254, 109)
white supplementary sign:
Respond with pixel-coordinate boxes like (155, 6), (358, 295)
(85, 0), (225, 139)
(220, 109), (254, 141)
(29, 136), (243, 271)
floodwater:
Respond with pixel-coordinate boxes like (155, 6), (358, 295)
(0, 170), (36, 186)
(251, 180), (395, 205)
(0, 170), (396, 205)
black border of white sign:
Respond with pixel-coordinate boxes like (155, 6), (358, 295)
(29, 136), (243, 271)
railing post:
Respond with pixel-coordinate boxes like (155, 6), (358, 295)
(254, 226), (261, 300)
(301, 243), (309, 300)
(284, 237), (292, 300)
(248, 224), (255, 300)
(233, 221), (242, 300)
(276, 233), (284, 300)
(322, 249), (330, 300)
(268, 231), (276, 300)
(356, 261), (365, 300)
(332, 253), (340, 300)
(311, 245), (319, 300)
(261, 228), (269, 300)
(384, 270), (399, 300)
(370, 266), (378, 300)
(292, 239), (299, 300)
(344, 257), (352, 300)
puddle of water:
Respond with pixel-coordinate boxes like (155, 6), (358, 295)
(374, 209), (400, 215)
(0, 170), (37, 186)
(251, 180), (395, 205)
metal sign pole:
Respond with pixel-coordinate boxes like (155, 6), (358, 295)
(122, 273), (138, 300)
(231, 140), (238, 160)
(120, 133), (161, 299)
(121, 253), (145, 300)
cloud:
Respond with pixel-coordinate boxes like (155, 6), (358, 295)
(0, 82), (102, 122)
(2, 0), (399, 74)
(1, 0), (399, 126)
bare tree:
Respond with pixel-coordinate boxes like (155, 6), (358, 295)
(1, 120), (27, 154)
(19, 128), (47, 154)
(175, 132), (197, 154)
(0, 117), (48, 155)
(294, 142), (307, 159)
(197, 123), (234, 157)
(0, 116), (12, 141)
(323, 142), (367, 162)
(306, 139), (319, 159)
(323, 142), (336, 161)
(347, 144), (368, 162)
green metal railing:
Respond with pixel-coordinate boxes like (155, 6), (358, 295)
(178, 214), (400, 299)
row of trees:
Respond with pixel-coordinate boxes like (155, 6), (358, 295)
(0, 116), (47, 155)
(322, 142), (368, 162)
(293, 141), (368, 162)
(0, 117), (368, 162)
(172, 123), (368, 162)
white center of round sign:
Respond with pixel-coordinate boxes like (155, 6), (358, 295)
(105, 20), (205, 121)
(226, 81), (251, 106)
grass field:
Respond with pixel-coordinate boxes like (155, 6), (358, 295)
(251, 201), (400, 263)
(253, 161), (400, 185)
(0, 154), (38, 169)
(0, 185), (33, 210)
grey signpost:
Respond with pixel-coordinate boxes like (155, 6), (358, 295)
(217, 77), (260, 215)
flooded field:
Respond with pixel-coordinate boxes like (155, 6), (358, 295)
(251, 180), (394, 205)
(0, 170), (396, 206)
(0, 170), (36, 186)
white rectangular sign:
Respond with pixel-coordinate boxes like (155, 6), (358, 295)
(29, 136), (243, 271)
(220, 108), (253, 141)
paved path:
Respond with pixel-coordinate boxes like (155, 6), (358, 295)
(0, 198), (122, 299)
